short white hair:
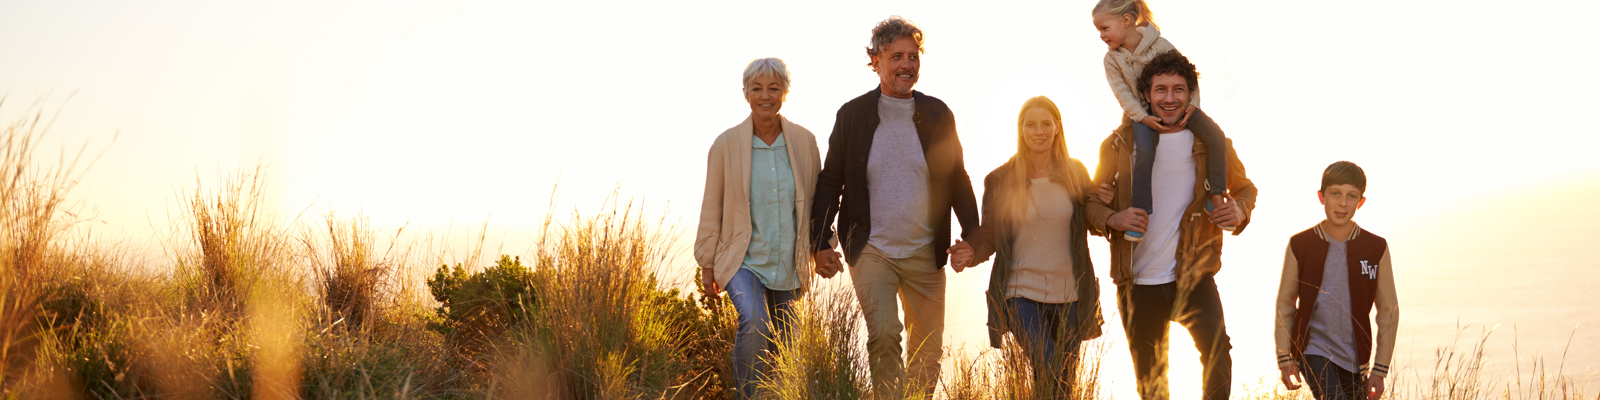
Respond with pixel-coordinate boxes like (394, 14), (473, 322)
(742, 57), (791, 89)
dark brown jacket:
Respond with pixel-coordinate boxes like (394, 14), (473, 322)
(1085, 112), (1258, 288)
(810, 87), (979, 268)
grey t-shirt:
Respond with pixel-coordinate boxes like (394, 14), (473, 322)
(1305, 237), (1357, 372)
(866, 94), (934, 258)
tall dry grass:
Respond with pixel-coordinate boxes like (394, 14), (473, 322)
(0, 96), (124, 396)
(760, 284), (870, 400)
(942, 329), (1109, 400)
(500, 194), (725, 399)
(0, 98), (1594, 399)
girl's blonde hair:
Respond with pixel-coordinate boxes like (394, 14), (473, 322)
(1092, 0), (1160, 31)
(1007, 96), (1093, 222)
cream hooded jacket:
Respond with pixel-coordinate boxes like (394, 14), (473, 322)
(1103, 25), (1200, 123)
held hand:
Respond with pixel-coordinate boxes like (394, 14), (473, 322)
(1279, 364), (1302, 390)
(813, 249), (843, 278)
(1096, 183), (1115, 205)
(1208, 195), (1244, 228)
(1139, 115), (1168, 131)
(947, 240), (975, 272)
(1107, 207), (1149, 234)
(701, 269), (720, 300)
(1365, 375), (1385, 400)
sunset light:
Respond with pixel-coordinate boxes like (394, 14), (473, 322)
(2, 0), (1598, 398)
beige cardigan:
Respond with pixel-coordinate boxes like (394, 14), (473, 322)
(694, 114), (821, 292)
(1103, 25), (1199, 123)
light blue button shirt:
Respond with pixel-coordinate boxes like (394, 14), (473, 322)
(742, 133), (799, 291)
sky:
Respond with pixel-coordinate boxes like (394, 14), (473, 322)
(4, 0), (1600, 397)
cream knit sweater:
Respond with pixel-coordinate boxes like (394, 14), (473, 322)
(1103, 25), (1200, 123)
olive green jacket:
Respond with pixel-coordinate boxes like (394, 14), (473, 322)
(968, 159), (1104, 348)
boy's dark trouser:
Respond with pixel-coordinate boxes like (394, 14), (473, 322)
(1130, 109), (1227, 216)
(1301, 354), (1362, 400)
(1118, 275), (1232, 400)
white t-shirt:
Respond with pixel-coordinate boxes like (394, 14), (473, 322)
(1130, 129), (1196, 285)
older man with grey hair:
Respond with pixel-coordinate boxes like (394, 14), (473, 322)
(810, 16), (979, 396)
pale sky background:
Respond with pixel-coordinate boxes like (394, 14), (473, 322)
(4, 0), (1600, 397)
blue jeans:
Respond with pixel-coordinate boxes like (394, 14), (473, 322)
(1007, 297), (1083, 399)
(1301, 354), (1361, 400)
(1131, 121), (1159, 216)
(727, 268), (799, 399)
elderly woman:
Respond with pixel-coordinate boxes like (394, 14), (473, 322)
(950, 96), (1106, 398)
(693, 57), (821, 399)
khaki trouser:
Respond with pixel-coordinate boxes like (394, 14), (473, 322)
(851, 244), (944, 397)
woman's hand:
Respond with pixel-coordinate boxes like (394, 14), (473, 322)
(813, 249), (843, 278)
(1096, 183), (1115, 204)
(700, 268), (719, 300)
(947, 240), (975, 272)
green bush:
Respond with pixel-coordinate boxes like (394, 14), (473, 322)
(425, 255), (536, 348)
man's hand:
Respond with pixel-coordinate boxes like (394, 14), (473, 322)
(1096, 183), (1115, 205)
(1139, 115), (1168, 131)
(701, 268), (720, 300)
(1364, 375), (1385, 399)
(1107, 207), (1149, 235)
(1208, 194), (1244, 229)
(947, 240), (974, 272)
(813, 249), (843, 278)
(1279, 364), (1302, 390)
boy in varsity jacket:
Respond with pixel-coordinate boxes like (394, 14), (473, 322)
(1274, 161), (1399, 400)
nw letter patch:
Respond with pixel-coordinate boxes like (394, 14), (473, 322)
(1360, 259), (1378, 280)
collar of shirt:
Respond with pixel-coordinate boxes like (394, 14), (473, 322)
(752, 132), (787, 149)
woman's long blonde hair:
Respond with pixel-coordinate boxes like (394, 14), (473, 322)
(1007, 96), (1093, 222)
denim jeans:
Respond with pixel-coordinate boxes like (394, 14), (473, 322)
(1131, 121), (1160, 216)
(1301, 354), (1362, 400)
(726, 268), (798, 399)
(1007, 297), (1083, 399)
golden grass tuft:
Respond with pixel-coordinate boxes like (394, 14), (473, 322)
(760, 284), (870, 400)
(508, 193), (717, 399)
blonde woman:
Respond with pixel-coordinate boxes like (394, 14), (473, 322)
(949, 96), (1104, 398)
(693, 57), (821, 399)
